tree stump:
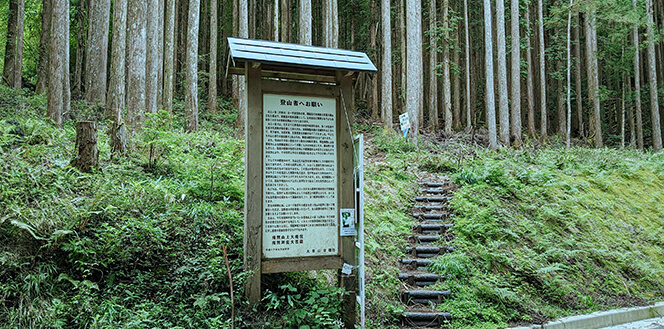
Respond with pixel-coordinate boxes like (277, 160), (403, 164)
(72, 121), (98, 173)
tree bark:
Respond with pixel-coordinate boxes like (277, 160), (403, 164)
(566, 0), (572, 148)
(497, 0), (509, 145)
(464, 0), (471, 128)
(47, 0), (67, 127)
(485, 0), (498, 149)
(442, 0), (452, 133)
(73, 0), (87, 96)
(85, 0), (110, 104)
(146, 0), (160, 114)
(538, 0), (546, 138)
(208, 0), (218, 113)
(429, 0), (439, 131)
(406, 0), (422, 139)
(454, 27), (461, 130)
(323, 0), (338, 47)
(280, 0), (290, 42)
(381, 0), (393, 129)
(3, 0), (25, 90)
(235, 0), (248, 130)
(72, 122), (99, 173)
(633, 0), (644, 150)
(526, 4), (536, 136)
(299, 0), (312, 45)
(574, 19), (583, 138)
(185, 0), (200, 132)
(127, 0), (147, 133)
(585, 11), (602, 147)
(36, 0), (52, 94)
(106, 0), (127, 154)
(164, 0), (176, 114)
(646, 0), (662, 151)
(510, 0), (522, 144)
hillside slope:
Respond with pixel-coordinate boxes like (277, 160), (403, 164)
(363, 129), (664, 328)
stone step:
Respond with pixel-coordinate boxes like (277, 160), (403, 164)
(413, 223), (453, 234)
(408, 234), (453, 244)
(413, 205), (445, 211)
(406, 246), (454, 258)
(402, 312), (451, 327)
(415, 196), (452, 203)
(412, 212), (450, 220)
(398, 273), (442, 286)
(420, 189), (451, 195)
(420, 182), (451, 188)
(401, 290), (451, 305)
(401, 258), (433, 270)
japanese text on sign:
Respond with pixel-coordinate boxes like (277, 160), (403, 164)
(263, 94), (338, 258)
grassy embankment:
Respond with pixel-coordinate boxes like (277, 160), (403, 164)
(363, 128), (664, 329)
(0, 87), (343, 329)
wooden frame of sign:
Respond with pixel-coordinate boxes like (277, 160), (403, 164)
(242, 62), (357, 325)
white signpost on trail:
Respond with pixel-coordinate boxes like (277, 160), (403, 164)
(399, 112), (410, 137)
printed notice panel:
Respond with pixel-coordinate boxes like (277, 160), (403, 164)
(262, 94), (338, 259)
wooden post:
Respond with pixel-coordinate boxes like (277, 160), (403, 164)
(72, 121), (99, 173)
(244, 62), (263, 305)
(337, 71), (356, 328)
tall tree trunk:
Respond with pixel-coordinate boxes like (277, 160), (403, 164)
(280, 0), (290, 42)
(164, 0), (176, 114)
(106, 0), (127, 153)
(497, 0), (509, 145)
(273, 0), (279, 41)
(453, 27), (461, 130)
(566, 0), (572, 148)
(381, 0), (393, 129)
(146, 0), (159, 114)
(464, 0), (471, 128)
(585, 11), (602, 147)
(157, 0), (164, 110)
(236, 0), (248, 130)
(127, 0), (147, 133)
(526, 4), (536, 135)
(510, 0), (521, 144)
(47, 0), (66, 127)
(185, 0), (200, 132)
(633, 0), (644, 150)
(485, 0), (498, 149)
(73, 0), (86, 96)
(85, 0), (109, 104)
(574, 20), (583, 137)
(300, 0), (312, 45)
(63, 0), (70, 119)
(646, 0), (662, 151)
(442, 0), (452, 133)
(538, 0), (546, 138)
(323, 0), (338, 47)
(3, 0), (25, 89)
(208, 0), (218, 113)
(406, 0), (422, 139)
(429, 0), (439, 131)
(36, 0), (52, 94)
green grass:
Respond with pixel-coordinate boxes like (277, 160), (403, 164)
(363, 131), (664, 329)
(0, 87), (344, 328)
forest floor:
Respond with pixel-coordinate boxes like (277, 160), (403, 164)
(1, 87), (664, 328)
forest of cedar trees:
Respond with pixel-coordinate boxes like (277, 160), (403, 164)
(1, 0), (664, 151)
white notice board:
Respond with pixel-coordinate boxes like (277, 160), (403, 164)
(262, 93), (338, 259)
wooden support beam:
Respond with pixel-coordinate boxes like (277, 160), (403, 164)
(244, 62), (263, 306)
(262, 256), (343, 273)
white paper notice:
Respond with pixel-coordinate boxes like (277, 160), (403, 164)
(340, 208), (356, 236)
(262, 94), (338, 259)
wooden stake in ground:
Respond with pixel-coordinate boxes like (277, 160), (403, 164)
(72, 122), (99, 173)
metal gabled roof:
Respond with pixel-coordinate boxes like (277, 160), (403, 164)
(227, 37), (377, 74)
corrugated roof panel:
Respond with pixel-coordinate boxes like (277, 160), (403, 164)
(228, 37), (377, 74)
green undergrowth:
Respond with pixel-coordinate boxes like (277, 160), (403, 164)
(0, 87), (344, 328)
(364, 128), (664, 329)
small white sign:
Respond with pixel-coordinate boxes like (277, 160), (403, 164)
(399, 112), (410, 131)
(341, 263), (353, 275)
(340, 208), (356, 236)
